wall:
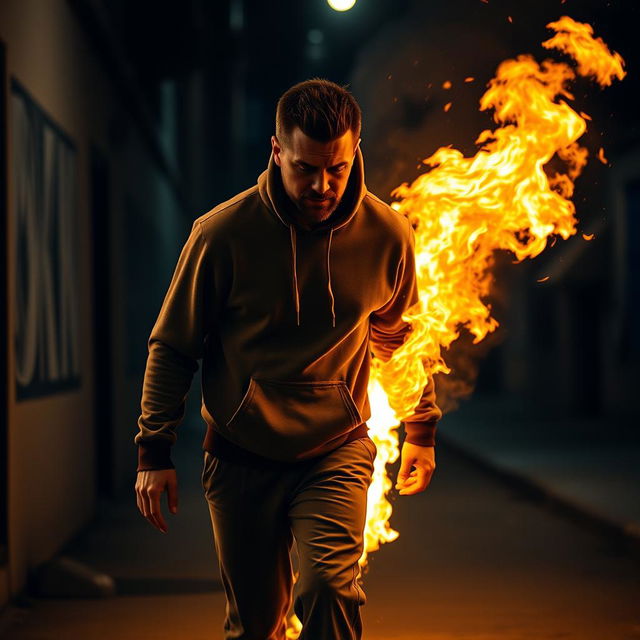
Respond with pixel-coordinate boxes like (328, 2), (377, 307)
(0, 0), (190, 605)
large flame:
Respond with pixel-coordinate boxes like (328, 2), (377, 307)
(286, 16), (625, 636)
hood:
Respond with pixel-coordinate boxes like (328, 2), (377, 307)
(257, 146), (367, 328)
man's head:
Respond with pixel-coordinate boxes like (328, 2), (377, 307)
(271, 78), (362, 228)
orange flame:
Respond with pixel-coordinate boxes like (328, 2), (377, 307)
(598, 147), (609, 164)
(370, 12), (624, 559)
(285, 16), (624, 636)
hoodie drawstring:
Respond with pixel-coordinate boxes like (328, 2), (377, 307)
(288, 224), (336, 328)
(289, 224), (301, 326)
(326, 227), (336, 327)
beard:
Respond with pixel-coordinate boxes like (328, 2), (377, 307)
(298, 190), (340, 223)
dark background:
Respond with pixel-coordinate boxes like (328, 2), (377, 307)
(90, 0), (639, 415)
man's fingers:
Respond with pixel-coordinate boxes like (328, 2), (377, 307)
(399, 484), (422, 495)
(135, 470), (178, 533)
(396, 468), (418, 489)
(148, 488), (167, 533)
(397, 455), (416, 485)
(399, 479), (425, 495)
(139, 484), (164, 533)
(139, 489), (154, 524)
(399, 467), (429, 495)
(398, 471), (418, 487)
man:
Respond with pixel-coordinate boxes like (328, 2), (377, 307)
(134, 78), (442, 640)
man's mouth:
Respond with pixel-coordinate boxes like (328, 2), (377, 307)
(304, 197), (332, 205)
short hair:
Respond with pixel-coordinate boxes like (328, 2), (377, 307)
(275, 78), (362, 147)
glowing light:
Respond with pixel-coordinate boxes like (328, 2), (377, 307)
(327, 0), (356, 11)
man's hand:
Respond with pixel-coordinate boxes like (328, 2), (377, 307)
(395, 442), (436, 495)
(135, 469), (178, 533)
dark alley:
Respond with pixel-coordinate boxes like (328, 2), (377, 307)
(1, 1), (639, 639)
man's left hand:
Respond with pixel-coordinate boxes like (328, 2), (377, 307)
(395, 442), (436, 495)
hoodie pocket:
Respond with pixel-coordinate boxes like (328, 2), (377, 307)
(225, 376), (363, 461)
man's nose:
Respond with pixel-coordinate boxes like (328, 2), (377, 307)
(312, 170), (330, 196)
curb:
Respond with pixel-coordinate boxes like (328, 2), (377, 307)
(438, 433), (640, 560)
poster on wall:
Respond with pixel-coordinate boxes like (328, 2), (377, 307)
(11, 78), (81, 400)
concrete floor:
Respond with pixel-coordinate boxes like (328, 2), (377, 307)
(2, 437), (639, 640)
(443, 394), (640, 539)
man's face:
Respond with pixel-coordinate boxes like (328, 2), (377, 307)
(271, 127), (360, 228)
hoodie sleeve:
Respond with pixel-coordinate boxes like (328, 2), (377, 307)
(134, 220), (213, 472)
(369, 217), (442, 447)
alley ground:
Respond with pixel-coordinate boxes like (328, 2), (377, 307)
(1, 422), (639, 640)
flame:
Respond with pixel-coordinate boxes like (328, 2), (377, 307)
(285, 16), (624, 636)
(543, 17), (625, 87)
(598, 147), (609, 164)
(285, 613), (302, 639)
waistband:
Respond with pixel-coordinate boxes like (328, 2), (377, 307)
(202, 422), (370, 468)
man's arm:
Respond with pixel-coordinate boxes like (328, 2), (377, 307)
(134, 220), (213, 472)
(369, 215), (442, 446)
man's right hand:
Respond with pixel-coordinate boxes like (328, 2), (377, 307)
(135, 468), (178, 534)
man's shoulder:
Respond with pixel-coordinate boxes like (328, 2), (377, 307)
(193, 184), (261, 239)
(361, 191), (411, 238)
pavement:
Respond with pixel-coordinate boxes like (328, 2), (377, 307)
(439, 393), (640, 547)
(1, 398), (639, 639)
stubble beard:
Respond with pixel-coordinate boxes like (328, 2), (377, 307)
(298, 194), (340, 226)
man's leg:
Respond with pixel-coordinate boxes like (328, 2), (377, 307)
(288, 436), (376, 640)
(202, 452), (295, 640)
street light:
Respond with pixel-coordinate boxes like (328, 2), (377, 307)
(327, 0), (357, 11)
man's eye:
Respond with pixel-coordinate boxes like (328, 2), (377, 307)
(332, 166), (346, 174)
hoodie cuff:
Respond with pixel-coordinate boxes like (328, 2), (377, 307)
(137, 441), (176, 472)
(403, 420), (437, 447)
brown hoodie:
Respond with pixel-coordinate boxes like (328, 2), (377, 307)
(134, 146), (442, 472)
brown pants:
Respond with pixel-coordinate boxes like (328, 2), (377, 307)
(201, 435), (377, 640)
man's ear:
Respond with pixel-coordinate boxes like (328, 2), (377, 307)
(271, 135), (282, 167)
(354, 137), (361, 157)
